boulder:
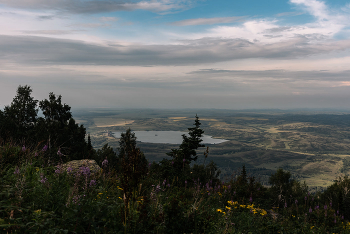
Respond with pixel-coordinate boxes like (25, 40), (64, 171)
(59, 159), (101, 176)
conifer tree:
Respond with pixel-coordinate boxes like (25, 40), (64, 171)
(167, 115), (204, 162)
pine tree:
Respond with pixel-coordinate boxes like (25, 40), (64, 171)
(167, 115), (204, 162)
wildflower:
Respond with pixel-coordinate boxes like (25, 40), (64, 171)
(35, 152), (38, 157)
(309, 207), (312, 213)
(42, 145), (48, 151)
(102, 159), (108, 167)
(183, 159), (186, 163)
(22, 145), (26, 152)
(310, 226), (314, 229)
(89, 180), (96, 187)
(167, 183), (170, 187)
(295, 199), (298, 205)
(67, 167), (73, 174)
(217, 209), (223, 213)
(40, 174), (48, 184)
(54, 167), (61, 174)
(330, 202), (332, 207)
(284, 202), (287, 208)
(305, 196), (307, 201)
(249, 196), (253, 203)
(80, 166), (90, 176)
(324, 205), (327, 210)
(171, 161), (174, 165)
(14, 167), (20, 175)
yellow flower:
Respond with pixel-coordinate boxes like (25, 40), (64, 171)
(226, 206), (231, 210)
(310, 226), (314, 229)
(217, 209), (223, 213)
(98, 193), (103, 195)
(118, 197), (122, 200)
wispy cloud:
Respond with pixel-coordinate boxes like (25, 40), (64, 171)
(275, 11), (304, 17)
(171, 16), (245, 26)
(0, 0), (197, 14)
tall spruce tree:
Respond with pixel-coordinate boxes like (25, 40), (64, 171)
(167, 115), (204, 162)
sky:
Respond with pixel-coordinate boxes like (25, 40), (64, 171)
(1, 0), (350, 110)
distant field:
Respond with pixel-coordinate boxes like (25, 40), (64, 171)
(74, 109), (350, 190)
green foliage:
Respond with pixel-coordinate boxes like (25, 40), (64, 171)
(1, 85), (38, 142)
(0, 85), (89, 163)
(167, 114), (204, 162)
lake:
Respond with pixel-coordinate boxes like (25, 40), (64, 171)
(112, 131), (228, 144)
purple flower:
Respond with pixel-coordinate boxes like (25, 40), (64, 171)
(183, 159), (186, 162)
(342, 216), (344, 219)
(55, 167), (61, 174)
(80, 166), (90, 176)
(249, 197), (253, 203)
(89, 180), (96, 187)
(315, 205), (319, 210)
(42, 145), (48, 152)
(40, 174), (48, 184)
(14, 167), (20, 175)
(149, 163), (151, 167)
(171, 161), (174, 165)
(102, 159), (108, 167)
(337, 210), (340, 215)
(309, 207), (312, 213)
(167, 183), (170, 187)
(284, 202), (287, 208)
(295, 199), (298, 205)
(334, 219), (337, 224)
(67, 167), (73, 174)
(22, 145), (26, 152)
(305, 196), (307, 201)
(185, 180), (187, 184)
(35, 152), (38, 157)
(324, 205), (327, 210)
(330, 202), (332, 207)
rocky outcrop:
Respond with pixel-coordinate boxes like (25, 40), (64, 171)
(59, 159), (101, 176)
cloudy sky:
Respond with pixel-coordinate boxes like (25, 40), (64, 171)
(1, 0), (350, 110)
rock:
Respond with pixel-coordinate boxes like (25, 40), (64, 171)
(59, 159), (101, 176)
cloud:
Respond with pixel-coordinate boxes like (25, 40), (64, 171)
(188, 69), (350, 82)
(1, 35), (350, 67)
(290, 0), (329, 21)
(99, 16), (118, 22)
(0, 0), (197, 14)
(21, 30), (81, 35)
(171, 16), (245, 26)
(275, 11), (304, 17)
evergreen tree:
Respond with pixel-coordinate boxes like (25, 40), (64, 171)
(117, 129), (148, 213)
(167, 115), (204, 162)
(2, 85), (38, 142)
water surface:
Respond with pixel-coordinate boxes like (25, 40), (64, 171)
(112, 131), (228, 144)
